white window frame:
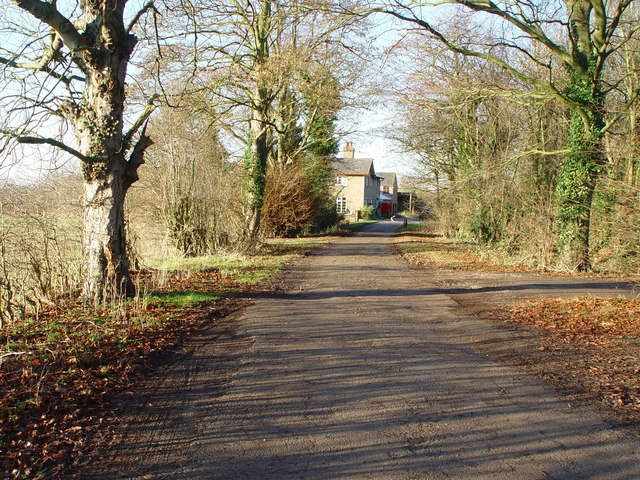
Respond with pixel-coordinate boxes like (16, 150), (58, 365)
(335, 176), (348, 186)
(336, 197), (347, 213)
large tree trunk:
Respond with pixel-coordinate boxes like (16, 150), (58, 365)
(556, 141), (601, 271)
(242, 0), (273, 242)
(555, 0), (606, 271)
(76, 88), (134, 302)
(83, 161), (131, 301)
(70, 1), (138, 302)
(11, 0), (151, 304)
(556, 78), (605, 271)
(244, 115), (269, 240)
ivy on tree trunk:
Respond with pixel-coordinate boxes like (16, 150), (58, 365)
(7, 0), (155, 303)
(244, 121), (269, 240)
(556, 59), (606, 271)
(556, 112), (604, 270)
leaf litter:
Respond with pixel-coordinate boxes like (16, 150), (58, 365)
(508, 297), (640, 415)
(0, 241), (318, 479)
(396, 229), (640, 430)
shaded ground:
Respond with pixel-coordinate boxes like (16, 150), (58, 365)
(445, 274), (640, 430)
(0, 243), (316, 479)
(76, 222), (640, 479)
(395, 230), (640, 429)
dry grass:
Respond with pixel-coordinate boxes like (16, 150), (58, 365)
(395, 227), (526, 272)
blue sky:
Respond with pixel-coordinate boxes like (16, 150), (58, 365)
(0, 1), (421, 184)
(336, 9), (419, 179)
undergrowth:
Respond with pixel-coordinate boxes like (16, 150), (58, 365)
(0, 238), (323, 478)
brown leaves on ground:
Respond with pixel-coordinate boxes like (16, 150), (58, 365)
(0, 271), (263, 479)
(508, 297), (640, 417)
(0, 239), (319, 479)
(3, 315), (202, 478)
(510, 297), (640, 339)
(395, 227), (640, 430)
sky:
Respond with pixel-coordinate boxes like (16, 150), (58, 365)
(339, 114), (415, 178)
(335, 11), (419, 181)
(0, 1), (420, 185)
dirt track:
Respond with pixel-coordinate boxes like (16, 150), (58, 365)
(80, 221), (640, 479)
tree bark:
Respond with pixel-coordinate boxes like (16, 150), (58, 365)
(9, 0), (153, 302)
(242, 0), (273, 241)
(68, 0), (140, 302)
(244, 116), (269, 240)
(555, 0), (606, 271)
(83, 162), (131, 301)
(556, 112), (603, 271)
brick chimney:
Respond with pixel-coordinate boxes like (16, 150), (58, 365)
(343, 141), (355, 159)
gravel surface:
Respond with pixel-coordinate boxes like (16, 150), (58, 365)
(80, 221), (640, 479)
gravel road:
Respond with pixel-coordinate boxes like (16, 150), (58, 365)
(82, 221), (640, 479)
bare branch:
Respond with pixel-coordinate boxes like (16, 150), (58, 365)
(384, 9), (579, 113)
(123, 94), (158, 150)
(0, 48), (82, 86)
(453, 0), (574, 66)
(2, 130), (87, 161)
(601, 86), (640, 135)
(12, 0), (81, 50)
(125, 123), (153, 190)
(127, 1), (156, 33)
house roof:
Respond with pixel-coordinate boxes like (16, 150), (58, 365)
(378, 172), (397, 187)
(333, 158), (376, 176)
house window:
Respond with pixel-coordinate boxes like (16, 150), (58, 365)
(335, 176), (347, 186)
(336, 197), (347, 213)
(382, 186), (389, 194)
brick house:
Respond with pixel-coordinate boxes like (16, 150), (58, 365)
(332, 142), (382, 217)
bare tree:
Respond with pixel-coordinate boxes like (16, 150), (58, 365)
(0, 0), (160, 301)
(389, 28), (567, 251)
(380, 0), (640, 270)
(135, 102), (242, 256)
(179, 0), (366, 240)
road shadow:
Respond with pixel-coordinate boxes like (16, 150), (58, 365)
(264, 282), (635, 302)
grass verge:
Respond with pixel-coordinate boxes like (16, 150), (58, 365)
(0, 239), (324, 479)
(394, 225), (524, 272)
(332, 220), (377, 235)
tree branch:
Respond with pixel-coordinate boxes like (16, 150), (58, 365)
(2, 131), (87, 161)
(12, 0), (81, 50)
(453, 0), (574, 66)
(122, 94), (158, 150)
(601, 86), (640, 135)
(127, 0), (156, 33)
(384, 8), (580, 113)
(124, 123), (153, 190)
(0, 46), (83, 86)
(600, 0), (637, 61)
